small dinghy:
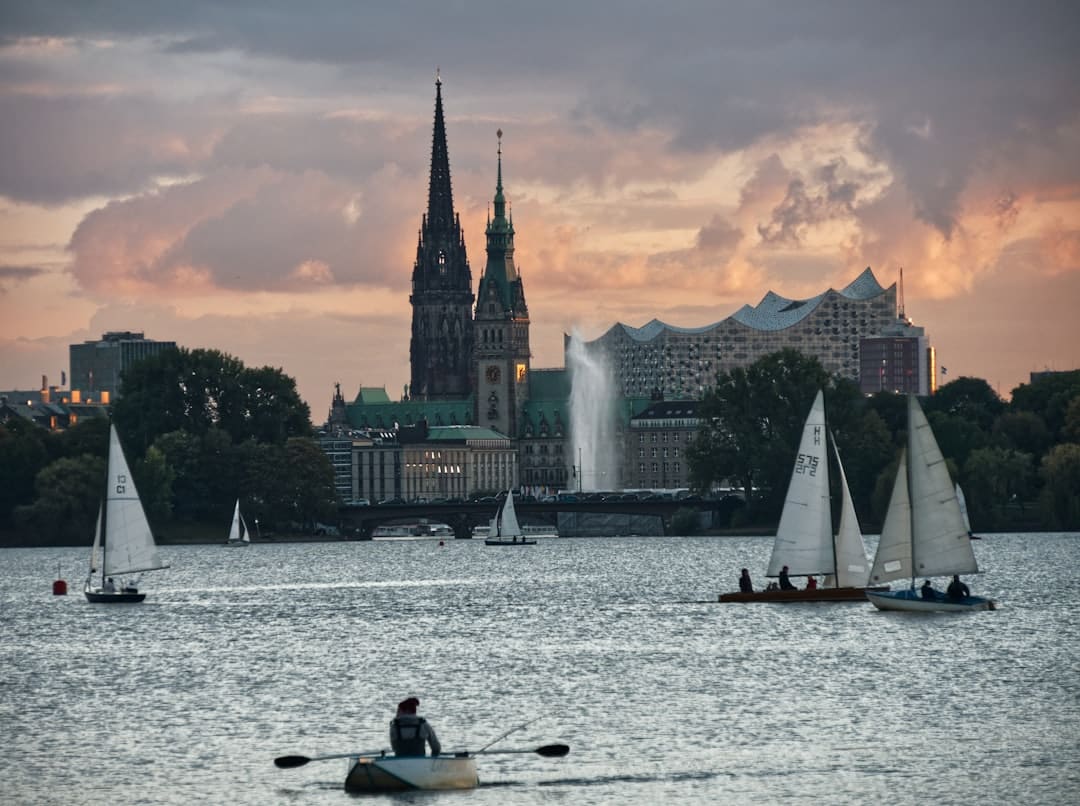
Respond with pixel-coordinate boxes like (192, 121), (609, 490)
(344, 753), (478, 793)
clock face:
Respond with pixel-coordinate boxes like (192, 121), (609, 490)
(486, 365), (501, 383)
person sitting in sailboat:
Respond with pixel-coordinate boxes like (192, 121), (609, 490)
(103, 577), (116, 593)
(921, 580), (937, 600)
(946, 575), (971, 602)
(390, 697), (441, 757)
(778, 566), (796, 590)
(805, 576), (817, 590)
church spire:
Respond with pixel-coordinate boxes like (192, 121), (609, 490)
(426, 70), (454, 231)
(409, 74), (475, 401)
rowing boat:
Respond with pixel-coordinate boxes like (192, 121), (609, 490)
(343, 754), (478, 792)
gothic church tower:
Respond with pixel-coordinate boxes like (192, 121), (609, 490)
(409, 76), (475, 400)
(474, 130), (531, 437)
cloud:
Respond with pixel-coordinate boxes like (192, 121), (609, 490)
(0, 264), (45, 292)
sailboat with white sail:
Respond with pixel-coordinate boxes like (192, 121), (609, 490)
(84, 424), (170, 603)
(226, 499), (251, 545)
(484, 490), (536, 546)
(865, 396), (996, 612)
(720, 390), (878, 602)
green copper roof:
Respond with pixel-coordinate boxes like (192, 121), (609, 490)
(345, 397), (475, 429)
(427, 425), (509, 442)
(352, 387), (392, 404)
(478, 129), (521, 314)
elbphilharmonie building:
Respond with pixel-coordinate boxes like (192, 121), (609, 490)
(573, 267), (934, 400)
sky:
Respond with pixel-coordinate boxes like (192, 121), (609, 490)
(1, 1), (1078, 416)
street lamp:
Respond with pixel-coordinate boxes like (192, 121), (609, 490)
(254, 518), (261, 539)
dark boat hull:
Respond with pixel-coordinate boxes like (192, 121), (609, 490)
(718, 586), (887, 603)
(484, 539), (537, 546)
(84, 582), (146, 603)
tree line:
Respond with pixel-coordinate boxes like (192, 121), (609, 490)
(0, 347), (337, 545)
(3, 346), (1078, 545)
(687, 350), (1080, 531)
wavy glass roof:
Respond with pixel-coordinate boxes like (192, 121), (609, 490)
(612, 267), (886, 341)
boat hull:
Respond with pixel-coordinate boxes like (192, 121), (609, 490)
(84, 588), (146, 603)
(344, 755), (478, 792)
(484, 538), (537, 546)
(866, 588), (996, 612)
(718, 586), (886, 603)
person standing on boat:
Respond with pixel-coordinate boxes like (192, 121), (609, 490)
(779, 566), (796, 590)
(390, 697), (441, 757)
(739, 568), (753, 593)
(946, 575), (970, 601)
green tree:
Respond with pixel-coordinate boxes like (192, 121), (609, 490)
(135, 445), (175, 525)
(13, 455), (106, 542)
(112, 347), (311, 454)
(992, 410), (1052, 458)
(963, 446), (1035, 529)
(1062, 396), (1080, 444)
(689, 349), (831, 519)
(1010, 370), (1080, 442)
(281, 437), (338, 528)
(1039, 444), (1080, 529)
(0, 420), (50, 527)
(925, 376), (1005, 433)
(926, 411), (988, 470)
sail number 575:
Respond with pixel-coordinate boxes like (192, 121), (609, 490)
(794, 455), (819, 476)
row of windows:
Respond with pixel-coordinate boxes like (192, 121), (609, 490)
(638, 432), (684, 443)
(639, 447), (680, 458)
(638, 462), (681, 474)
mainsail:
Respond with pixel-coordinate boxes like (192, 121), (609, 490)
(767, 390), (833, 577)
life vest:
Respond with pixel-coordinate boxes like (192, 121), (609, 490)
(391, 716), (427, 756)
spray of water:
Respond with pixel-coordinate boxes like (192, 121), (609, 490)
(566, 331), (619, 491)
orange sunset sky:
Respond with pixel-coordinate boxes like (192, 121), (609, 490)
(2, 2), (1078, 414)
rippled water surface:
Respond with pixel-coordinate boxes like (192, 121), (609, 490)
(3, 533), (1079, 805)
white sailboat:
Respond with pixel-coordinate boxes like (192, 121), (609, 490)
(84, 424), (169, 603)
(720, 390), (874, 602)
(866, 396), (996, 612)
(484, 490), (535, 546)
(226, 499), (251, 545)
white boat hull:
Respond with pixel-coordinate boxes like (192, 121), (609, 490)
(867, 589), (996, 613)
(344, 755), (478, 792)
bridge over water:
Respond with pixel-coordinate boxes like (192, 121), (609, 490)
(336, 497), (741, 539)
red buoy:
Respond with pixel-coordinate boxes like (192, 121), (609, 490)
(53, 578), (68, 596)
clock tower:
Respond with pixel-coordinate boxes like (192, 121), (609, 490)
(474, 130), (530, 437)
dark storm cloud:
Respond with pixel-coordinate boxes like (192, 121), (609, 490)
(0, 264), (44, 290)
(4, 1), (1078, 241)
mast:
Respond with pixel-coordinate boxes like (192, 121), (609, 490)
(907, 397), (917, 589)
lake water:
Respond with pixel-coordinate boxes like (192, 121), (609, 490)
(3, 533), (1078, 805)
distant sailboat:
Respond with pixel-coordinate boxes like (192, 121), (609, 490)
(865, 396), (996, 612)
(484, 490), (536, 546)
(226, 499), (251, 546)
(84, 424), (169, 603)
(719, 390), (879, 602)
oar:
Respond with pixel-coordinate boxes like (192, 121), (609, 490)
(477, 715), (543, 752)
(465, 743), (569, 758)
(274, 750), (385, 768)
(275, 743), (569, 769)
